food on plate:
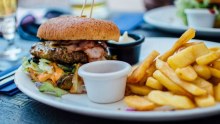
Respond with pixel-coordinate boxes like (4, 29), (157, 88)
(127, 50), (159, 83)
(148, 90), (195, 109)
(209, 67), (220, 78)
(153, 70), (193, 98)
(192, 77), (214, 95)
(144, 28), (195, 80)
(213, 60), (220, 69)
(194, 95), (216, 107)
(146, 77), (163, 90)
(193, 64), (211, 79)
(196, 50), (220, 65)
(127, 84), (152, 96)
(167, 42), (209, 69)
(175, 0), (220, 28)
(22, 16), (120, 96)
(175, 66), (198, 81)
(156, 59), (207, 96)
(124, 95), (156, 111)
(214, 83), (220, 101)
(124, 28), (220, 111)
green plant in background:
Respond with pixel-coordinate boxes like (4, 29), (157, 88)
(175, 0), (220, 25)
(214, 6), (220, 27)
(215, 14), (220, 27)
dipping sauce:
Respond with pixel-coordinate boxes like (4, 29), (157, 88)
(107, 32), (145, 65)
(108, 31), (135, 44)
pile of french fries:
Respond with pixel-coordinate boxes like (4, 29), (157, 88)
(124, 28), (220, 111)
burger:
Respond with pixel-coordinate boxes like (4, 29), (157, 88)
(22, 16), (120, 96)
(175, 0), (220, 28)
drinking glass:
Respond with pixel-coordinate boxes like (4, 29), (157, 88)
(69, 0), (109, 19)
(0, 0), (22, 61)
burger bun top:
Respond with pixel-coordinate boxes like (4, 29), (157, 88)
(37, 16), (120, 41)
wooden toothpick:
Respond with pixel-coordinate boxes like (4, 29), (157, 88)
(89, 0), (95, 18)
(81, 0), (87, 17)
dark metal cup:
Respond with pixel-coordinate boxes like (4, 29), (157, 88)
(107, 33), (145, 65)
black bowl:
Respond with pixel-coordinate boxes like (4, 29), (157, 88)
(107, 33), (145, 65)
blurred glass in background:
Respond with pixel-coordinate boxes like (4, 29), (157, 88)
(0, 0), (23, 62)
(0, 0), (21, 70)
(69, 0), (109, 19)
(0, 0), (17, 41)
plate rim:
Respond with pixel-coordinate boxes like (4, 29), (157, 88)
(143, 6), (220, 35)
(15, 37), (220, 121)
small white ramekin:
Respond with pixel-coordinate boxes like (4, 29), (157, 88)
(185, 9), (216, 28)
(78, 60), (131, 103)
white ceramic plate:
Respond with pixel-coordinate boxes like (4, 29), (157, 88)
(15, 38), (220, 121)
(143, 6), (220, 37)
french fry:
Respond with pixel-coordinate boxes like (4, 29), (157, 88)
(209, 46), (220, 51)
(214, 83), (220, 101)
(167, 46), (195, 69)
(148, 90), (195, 109)
(158, 28), (196, 61)
(196, 51), (220, 65)
(194, 95), (216, 107)
(193, 64), (211, 80)
(123, 28), (220, 111)
(180, 42), (202, 49)
(156, 59), (207, 96)
(144, 28), (196, 78)
(131, 64), (148, 88)
(191, 42), (210, 58)
(175, 66), (197, 81)
(131, 64), (148, 86)
(209, 67), (220, 78)
(127, 50), (159, 84)
(145, 63), (156, 77)
(124, 95), (156, 111)
(168, 42), (209, 69)
(128, 84), (152, 96)
(139, 73), (149, 85)
(213, 61), (220, 70)
(128, 65), (138, 76)
(153, 70), (193, 98)
(146, 77), (163, 90)
(192, 77), (214, 96)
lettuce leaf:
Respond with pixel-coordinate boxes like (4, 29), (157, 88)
(38, 59), (53, 74)
(22, 57), (42, 73)
(38, 82), (67, 97)
(22, 57), (53, 74)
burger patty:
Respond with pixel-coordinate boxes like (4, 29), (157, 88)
(30, 41), (107, 64)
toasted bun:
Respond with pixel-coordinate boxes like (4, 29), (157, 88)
(37, 16), (120, 41)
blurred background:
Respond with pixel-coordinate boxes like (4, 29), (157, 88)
(0, 0), (154, 70)
(2, 0), (219, 70)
